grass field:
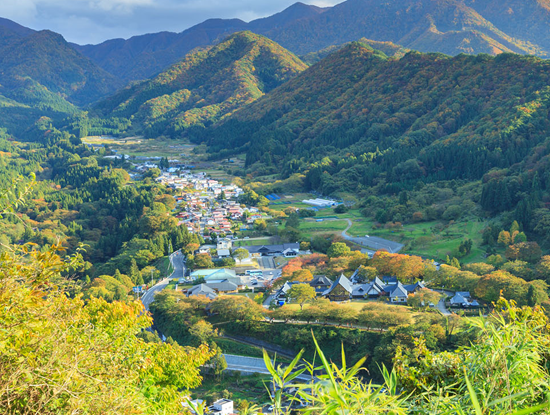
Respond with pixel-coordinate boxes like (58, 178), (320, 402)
(226, 292), (258, 300)
(281, 300), (414, 313)
(233, 237), (274, 247)
(82, 136), (196, 160)
(295, 206), (491, 263)
(298, 219), (349, 238)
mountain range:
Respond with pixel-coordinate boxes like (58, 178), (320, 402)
(71, 0), (550, 82)
(0, 0), (550, 145)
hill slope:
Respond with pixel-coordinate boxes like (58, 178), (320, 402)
(198, 42), (550, 195)
(93, 31), (307, 138)
(0, 29), (123, 106)
(0, 21), (125, 139)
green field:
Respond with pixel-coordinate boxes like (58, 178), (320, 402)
(298, 219), (349, 238)
(226, 292), (258, 300)
(291, 206), (491, 263)
(233, 237), (274, 247)
(82, 136), (196, 160)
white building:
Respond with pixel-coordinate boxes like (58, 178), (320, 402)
(302, 198), (338, 207)
(209, 399), (234, 415)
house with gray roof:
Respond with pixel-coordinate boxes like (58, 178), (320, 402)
(323, 274), (353, 302)
(205, 279), (238, 293)
(191, 268), (243, 287)
(403, 281), (426, 293)
(388, 282), (409, 303)
(450, 291), (480, 308)
(309, 275), (332, 294)
(273, 281), (299, 302)
(245, 243), (300, 257)
(187, 284), (217, 300)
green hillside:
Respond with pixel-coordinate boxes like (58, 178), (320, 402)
(194, 43), (550, 240)
(93, 31), (307, 138)
(300, 38), (409, 65)
(0, 25), (124, 139)
(0, 29), (122, 106)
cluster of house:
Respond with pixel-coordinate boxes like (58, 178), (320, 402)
(149, 170), (266, 237)
(177, 202), (251, 235)
(156, 171), (243, 198)
(274, 273), (428, 304)
(195, 240), (300, 261)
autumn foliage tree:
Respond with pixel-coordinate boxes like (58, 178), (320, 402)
(0, 243), (214, 414)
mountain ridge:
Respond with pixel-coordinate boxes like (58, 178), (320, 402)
(65, 0), (550, 82)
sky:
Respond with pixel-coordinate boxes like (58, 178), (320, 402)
(0, 0), (343, 45)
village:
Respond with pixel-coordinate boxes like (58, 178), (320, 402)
(129, 158), (482, 313)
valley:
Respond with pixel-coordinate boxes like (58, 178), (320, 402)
(3, 1), (550, 413)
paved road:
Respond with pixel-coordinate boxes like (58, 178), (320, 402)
(342, 219), (404, 253)
(434, 289), (454, 316)
(258, 256), (276, 269)
(223, 354), (312, 382)
(141, 251), (186, 311)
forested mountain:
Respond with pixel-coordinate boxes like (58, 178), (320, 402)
(92, 31), (307, 138)
(0, 19), (126, 140)
(72, 0), (550, 83)
(300, 38), (409, 65)
(74, 3), (324, 81)
(0, 23), (122, 106)
(262, 0), (546, 56)
(197, 42), (550, 219)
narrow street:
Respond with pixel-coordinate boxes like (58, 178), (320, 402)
(141, 250), (186, 311)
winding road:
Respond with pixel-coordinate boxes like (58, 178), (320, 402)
(141, 250), (186, 311)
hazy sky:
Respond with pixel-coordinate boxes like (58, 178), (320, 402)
(0, 0), (343, 45)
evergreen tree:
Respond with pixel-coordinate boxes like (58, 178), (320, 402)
(450, 257), (461, 269)
(129, 259), (140, 284)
